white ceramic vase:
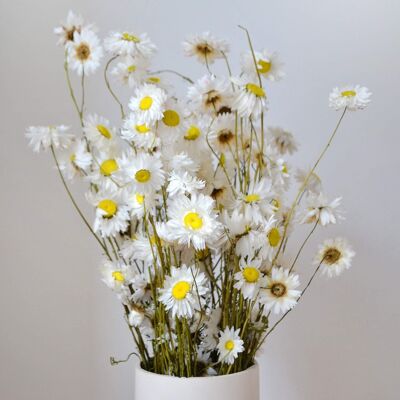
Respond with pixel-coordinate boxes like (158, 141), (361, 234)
(134, 363), (260, 400)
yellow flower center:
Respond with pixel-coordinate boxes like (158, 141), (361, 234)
(135, 124), (150, 134)
(271, 198), (280, 210)
(135, 169), (151, 183)
(341, 90), (356, 97)
(282, 164), (288, 174)
(268, 228), (281, 247)
(139, 96), (153, 110)
(147, 76), (160, 83)
(246, 83), (265, 97)
(219, 153), (226, 167)
(75, 43), (91, 61)
(225, 340), (235, 351)
(112, 271), (125, 282)
(98, 199), (118, 218)
(243, 267), (260, 283)
(100, 159), (118, 176)
(184, 212), (203, 230)
(122, 32), (140, 43)
(97, 124), (112, 139)
(135, 193), (145, 205)
(163, 110), (180, 127)
(172, 281), (191, 300)
(127, 65), (137, 73)
(70, 153), (76, 163)
(184, 125), (201, 140)
(245, 194), (261, 203)
(257, 59), (271, 74)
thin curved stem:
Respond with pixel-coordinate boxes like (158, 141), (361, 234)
(289, 219), (319, 273)
(104, 55), (125, 119)
(64, 57), (83, 126)
(149, 69), (194, 84)
(50, 145), (112, 260)
(273, 107), (348, 264)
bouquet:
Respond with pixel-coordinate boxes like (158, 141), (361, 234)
(26, 11), (371, 377)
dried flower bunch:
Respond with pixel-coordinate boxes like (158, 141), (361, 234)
(26, 11), (371, 377)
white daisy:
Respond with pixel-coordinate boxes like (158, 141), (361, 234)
(101, 259), (132, 294)
(187, 75), (233, 115)
(217, 326), (244, 365)
(104, 31), (157, 58)
(128, 305), (145, 327)
(183, 32), (229, 64)
(315, 238), (355, 278)
(129, 84), (167, 125)
(58, 139), (92, 180)
(159, 265), (208, 319)
(122, 152), (165, 194)
(121, 113), (159, 150)
(25, 125), (74, 152)
(88, 151), (122, 190)
(157, 99), (185, 144)
(267, 127), (298, 155)
(165, 193), (224, 250)
(111, 55), (149, 88)
(232, 77), (268, 118)
(120, 232), (160, 265)
(167, 170), (205, 196)
(83, 114), (117, 150)
(329, 85), (372, 111)
(130, 272), (152, 303)
(87, 188), (130, 237)
(234, 258), (266, 300)
(221, 208), (250, 238)
(241, 49), (285, 82)
(259, 267), (301, 314)
(208, 113), (237, 153)
(295, 168), (322, 196)
(300, 193), (342, 226)
(54, 10), (86, 46)
(200, 308), (221, 351)
(126, 190), (157, 219)
(66, 28), (103, 76)
(237, 178), (274, 224)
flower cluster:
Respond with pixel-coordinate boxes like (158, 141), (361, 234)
(26, 11), (371, 377)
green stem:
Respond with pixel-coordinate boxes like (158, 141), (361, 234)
(104, 55), (125, 119)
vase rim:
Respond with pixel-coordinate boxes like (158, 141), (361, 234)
(136, 361), (259, 380)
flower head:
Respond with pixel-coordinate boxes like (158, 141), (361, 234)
(217, 326), (244, 365)
(329, 85), (371, 111)
(25, 125), (74, 152)
(183, 32), (229, 64)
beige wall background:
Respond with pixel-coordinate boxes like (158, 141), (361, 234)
(1, 0), (399, 399)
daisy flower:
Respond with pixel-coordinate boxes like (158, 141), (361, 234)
(120, 233), (160, 265)
(232, 77), (268, 118)
(241, 49), (285, 82)
(234, 258), (266, 300)
(111, 55), (149, 88)
(238, 178), (274, 224)
(221, 208), (250, 238)
(259, 267), (301, 314)
(122, 152), (165, 194)
(157, 99), (185, 142)
(121, 113), (158, 150)
(217, 326), (244, 365)
(329, 85), (371, 111)
(66, 28), (103, 76)
(58, 139), (92, 180)
(128, 305), (145, 327)
(25, 125), (74, 152)
(159, 265), (208, 319)
(129, 84), (167, 125)
(200, 308), (222, 352)
(54, 10), (85, 46)
(315, 238), (355, 278)
(88, 151), (122, 190)
(208, 114), (236, 153)
(104, 31), (157, 58)
(130, 272), (152, 303)
(126, 190), (157, 219)
(87, 188), (130, 237)
(187, 75), (233, 115)
(101, 259), (132, 294)
(167, 170), (205, 196)
(165, 193), (224, 250)
(295, 168), (322, 196)
(83, 114), (117, 150)
(300, 193), (342, 226)
(267, 127), (298, 155)
(183, 32), (229, 64)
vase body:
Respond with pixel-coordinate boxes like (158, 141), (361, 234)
(134, 363), (260, 400)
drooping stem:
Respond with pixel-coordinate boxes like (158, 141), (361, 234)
(150, 69), (194, 84)
(104, 55), (125, 119)
(64, 56), (83, 126)
(50, 145), (112, 260)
